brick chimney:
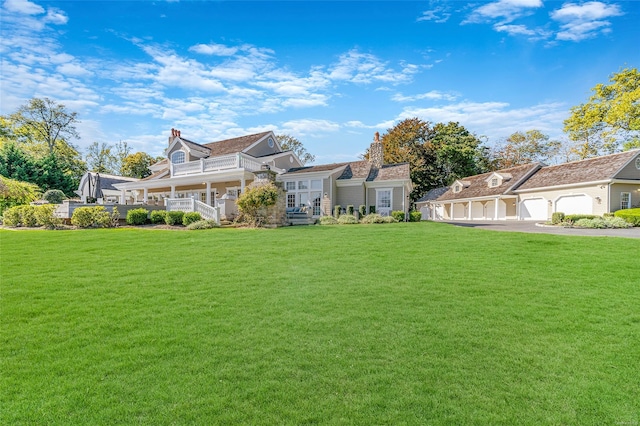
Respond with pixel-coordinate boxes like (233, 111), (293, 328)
(169, 128), (181, 145)
(369, 131), (383, 169)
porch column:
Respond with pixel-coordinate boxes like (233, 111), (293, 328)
(143, 188), (148, 204)
(171, 185), (176, 198)
(494, 197), (499, 220)
(120, 189), (126, 204)
(450, 202), (453, 220)
(467, 201), (472, 220)
(206, 182), (211, 205)
(240, 177), (246, 193)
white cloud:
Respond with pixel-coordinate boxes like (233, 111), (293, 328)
(551, 1), (623, 41)
(189, 43), (238, 56)
(280, 119), (341, 137)
(57, 62), (93, 77)
(391, 90), (458, 102)
(3, 0), (44, 15)
(397, 100), (568, 143)
(464, 0), (543, 24)
(43, 8), (68, 25)
(327, 50), (418, 85)
(417, 8), (451, 23)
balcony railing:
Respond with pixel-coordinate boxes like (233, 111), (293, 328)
(171, 153), (264, 177)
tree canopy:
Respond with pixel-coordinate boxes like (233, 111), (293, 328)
(564, 67), (640, 158)
(276, 134), (315, 165)
(120, 152), (159, 179)
(491, 130), (561, 169)
(365, 118), (489, 203)
(1, 98), (86, 195)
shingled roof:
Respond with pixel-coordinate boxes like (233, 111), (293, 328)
(437, 163), (541, 201)
(516, 150), (640, 190)
(202, 131), (272, 157)
(366, 163), (410, 181)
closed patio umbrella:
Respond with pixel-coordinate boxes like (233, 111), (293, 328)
(93, 173), (103, 200)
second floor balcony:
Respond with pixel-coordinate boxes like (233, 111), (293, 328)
(171, 153), (266, 177)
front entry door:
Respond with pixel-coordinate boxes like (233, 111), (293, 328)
(376, 189), (392, 216)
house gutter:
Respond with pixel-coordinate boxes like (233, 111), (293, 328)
(514, 179), (612, 193)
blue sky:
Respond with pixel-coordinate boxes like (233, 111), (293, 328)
(1, 0), (638, 164)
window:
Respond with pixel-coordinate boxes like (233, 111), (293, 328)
(490, 178), (498, 187)
(378, 190), (391, 208)
(285, 181), (296, 191)
(287, 193), (296, 208)
(226, 187), (241, 197)
(298, 181), (308, 190)
(454, 184), (461, 193)
(621, 192), (631, 210)
(171, 151), (185, 164)
(311, 192), (322, 215)
(310, 179), (322, 190)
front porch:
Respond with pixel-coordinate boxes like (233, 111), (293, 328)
(442, 197), (518, 220)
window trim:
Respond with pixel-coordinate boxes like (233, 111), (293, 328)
(171, 150), (186, 164)
(621, 192), (631, 210)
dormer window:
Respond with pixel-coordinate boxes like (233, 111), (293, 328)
(171, 151), (185, 164)
(454, 184), (461, 193)
(490, 178), (499, 187)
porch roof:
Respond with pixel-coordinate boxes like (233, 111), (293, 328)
(437, 163), (541, 202)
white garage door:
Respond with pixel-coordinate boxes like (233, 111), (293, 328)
(556, 195), (592, 215)
(520, 198), (547, 220)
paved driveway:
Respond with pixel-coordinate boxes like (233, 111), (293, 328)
(441, 220), (640, 239)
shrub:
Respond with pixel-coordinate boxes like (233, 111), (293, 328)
(186, 219), (219, 230)
(2, 206), (22, 226)
(110, 206), (120, 228)
(369, 205), (376, 214)
(19, 205), (37, 227)
(165, 210), (184, 226)
(318, 215), (338, 225)
(71, 206), (110, 228)
(409, 211), (422, 222)
(42, 189), (66, 204)
(551, 212), (565, 225)
(150, 210), (167, 224)
(126, 208), (149, 225)
(337, 214), (358, 224)
(360, 213), (398, 224)
(564, 214), (598, 223)
(347, 205), (354, 216)
(333, 205), (341, 218)
(34, 204), (62, 229)
(574, 216), (633, 229)
(0, 175), (40, 215)
(614, 208), (640, 226)
(236, 182), (279, 220)
(391, 210), (405, 222)
(607, 217), (633, 228)
(359, 205), (366, 217)
(93, 207), (112, 228)
(183, 212), (202, 226)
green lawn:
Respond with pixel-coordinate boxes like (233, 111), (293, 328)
(1, 223), (639, 425)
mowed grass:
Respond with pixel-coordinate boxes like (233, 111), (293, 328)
(1, 223), (639, 425)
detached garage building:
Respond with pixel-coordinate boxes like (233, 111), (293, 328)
(426, 149), (640, 221)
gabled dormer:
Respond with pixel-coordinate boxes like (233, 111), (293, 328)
(166, 128), (211, 164)
(485, 172), (512, 188)
(452, 180), (471, 194)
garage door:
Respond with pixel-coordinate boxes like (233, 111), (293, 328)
(556, 195), (592, 215)
(520, 198), (547, 220)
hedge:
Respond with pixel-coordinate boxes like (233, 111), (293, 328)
(126, 208), (149, 226)
(614, 208), (640, 226)
(183, 212), (202, 226)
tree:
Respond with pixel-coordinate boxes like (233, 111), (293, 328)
(0, 142), (38, 183)
(428, 122), (490, 186)
(120, 152), (156, 178)
(492, 130), (561, 169)
(86, 142), (116, 174)
(114, 140), (132, 174)
(564, 67), (640, 158)
(10, 97), (80, 155)
(0, 175), (41, 214)
(276, 134), (315, 165)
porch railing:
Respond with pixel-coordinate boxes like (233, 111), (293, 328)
(172, 153), (264, 177)
(166, 198), (220, 225)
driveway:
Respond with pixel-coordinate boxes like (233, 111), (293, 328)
(441, 220), (640, 239)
